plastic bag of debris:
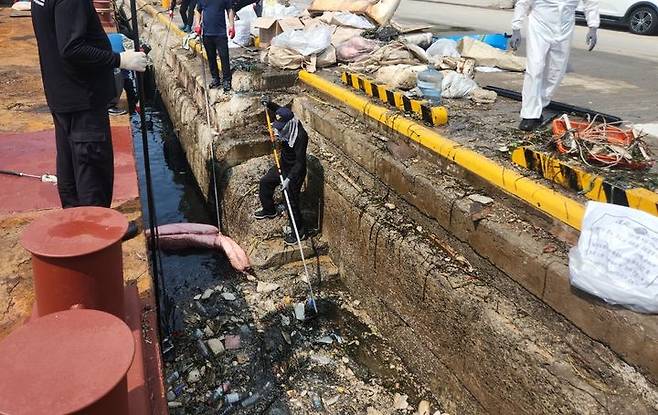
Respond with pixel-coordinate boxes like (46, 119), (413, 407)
(458, 37), (525, 72)
(336, 36), (380, 62)
(426, 39), (460, 58)
(271, 26), (332, 56)
(375, 64), (427, 90)
(441, 70), (477, 98)
(263, 45), (304, 69)
(569, 202), (658, 314)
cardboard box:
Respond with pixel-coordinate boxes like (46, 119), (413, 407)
(253, 16), (304, 47)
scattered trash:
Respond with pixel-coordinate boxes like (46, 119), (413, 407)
(222, 292), (237, 301)
(384, 203), (396, 210)
(553, 115), (654, 169)
(236, 352), (250, 364)
(393, 393), (409, 410)
(316, 335), (334, 345)
(467, 194), (494, 205)
(469, 87), (498, 104)
(187, 368), (201, 383)
(294, 302), (306, 320)
(310, 353), (334, 365)
(336, 36), (381, 63)
(569, 202), (658, 314)
(271, 26), (333, 56)
(225, 392), (241, 405)
(426, 39), (460, 59)
(256, 281), (280, 293)
(418, 400), (431, 415)
(309, 391), (324, 411)
(207, 338), (225, 355)
(225, 334), (241, 350)
(165, 370), (180, 385)
(201, 288), (214, 300)
(367, 407), (383, 415)
(458, 37), (525, 72)
(331, 12), (376, 29)
(196, 339), (210, 358)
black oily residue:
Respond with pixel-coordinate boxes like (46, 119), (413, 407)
(131, 101), (238, 333)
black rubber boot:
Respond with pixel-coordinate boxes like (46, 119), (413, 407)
(209, 78), (221, 89)
(518, 118), (543, 131)
(122, 220), (139, 242)
(254, 209), (277, 220)
(284, 231), (306, 246)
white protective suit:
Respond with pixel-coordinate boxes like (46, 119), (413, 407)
(512, 0), (599, 119)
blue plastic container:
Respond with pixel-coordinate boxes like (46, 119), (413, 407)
(434, 33), (509, 51)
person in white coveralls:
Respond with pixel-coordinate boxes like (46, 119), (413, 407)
(509, 0), (600, 131)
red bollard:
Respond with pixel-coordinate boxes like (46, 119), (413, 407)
(20, 207), (128, 319)
(0, 309), (135, 415)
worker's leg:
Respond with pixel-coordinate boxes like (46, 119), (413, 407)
(179, 0), (191, 26)
(520, 19), (551, 120)
(258, 166), (279, 215)
(69, 107), (115, 208)
(541, 37), (572, 110)
(216, 35), (231, 85)
(52, 112), (79, 208)
(203, 35), (220, 82)
(185, 0), (198, 28)
(286, 170), (306, 236)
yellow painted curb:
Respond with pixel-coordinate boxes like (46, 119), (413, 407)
(299, 70), (585, 230)
(512, 146), (658, 218)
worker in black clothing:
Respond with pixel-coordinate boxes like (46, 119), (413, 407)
(170, 0), (197, 32)
(255, 98), (308, 245)
(194, 0), (235, 92)
(32, 0), (147, 234)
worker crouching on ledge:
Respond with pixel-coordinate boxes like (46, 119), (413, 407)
(254, 98), (309, 246)
(510, 0), (600, 131)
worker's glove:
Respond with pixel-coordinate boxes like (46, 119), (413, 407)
(194, 25), (202, 36)
(167, 8), (174, 18)
(228, 26), (236, 39)
(281, 177), (290, 191)
(586, 27), (598, 51)
(509, 29), (521, 51)
(260, 95), (270, 107)
(119, 51), (148, 72)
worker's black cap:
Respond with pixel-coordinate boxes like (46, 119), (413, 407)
(273, 107), (294, 131)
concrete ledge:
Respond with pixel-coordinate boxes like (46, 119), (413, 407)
(294, 96), (658, 383)
(319, 154), (658, 414)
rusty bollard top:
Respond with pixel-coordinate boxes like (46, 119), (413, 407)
(20, 207), (128, 258)
(0, 309), (135, 415)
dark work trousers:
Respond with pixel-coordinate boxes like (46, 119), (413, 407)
(52, 107), (114, 208)
(259, 166), (305, 234)
(203, 35), (231, 82)
(179, 0), (197, 27)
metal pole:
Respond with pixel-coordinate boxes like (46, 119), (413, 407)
(128, 0), (166, 337)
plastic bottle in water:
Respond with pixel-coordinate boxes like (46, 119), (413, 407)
(417, 65), (443, 105)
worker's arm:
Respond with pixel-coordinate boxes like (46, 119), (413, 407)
(54, 0), (120, 68)
(286, 126), (308, 183)
(227, 8), (236, 38)
(511, 0), (534, 31)
(265, 101), (281, 113)
(582, 0), (600, 28)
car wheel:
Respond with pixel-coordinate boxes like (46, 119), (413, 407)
(628, 6), (658, 35)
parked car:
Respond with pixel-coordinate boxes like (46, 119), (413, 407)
(577, 0), (658, 35)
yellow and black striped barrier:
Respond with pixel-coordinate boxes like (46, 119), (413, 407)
(512, 146), (658, 218)
(340, 71), (448, 127)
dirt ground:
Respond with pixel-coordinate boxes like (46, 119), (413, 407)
(0, 7), (53, 132)
(0, 5), (150, 341)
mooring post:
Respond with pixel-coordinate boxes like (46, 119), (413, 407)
(20, 206), (129, 319)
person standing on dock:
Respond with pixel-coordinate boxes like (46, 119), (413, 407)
(510, 0), (600, 131)
(31, 0), (148, 209)
(170, 0), (198, 32)
(194, 0), (236, 92)
(255, 98), (309, 246)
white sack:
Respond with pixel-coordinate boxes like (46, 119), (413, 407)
(426, 39), (460, 58)
(271, 26), (332, 56)
(441, 71), (477, 98)
(569, 202), (658, 314)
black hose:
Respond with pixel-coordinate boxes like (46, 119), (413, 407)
(129, 0), (168, 340)
(483, 85), (623, 124)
